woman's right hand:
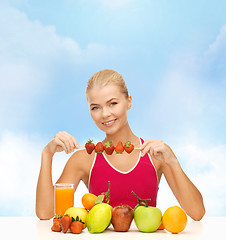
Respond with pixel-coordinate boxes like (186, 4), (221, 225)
(43, 131), (80, 156)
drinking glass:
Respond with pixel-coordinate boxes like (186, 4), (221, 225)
(54, 183), (74, 216)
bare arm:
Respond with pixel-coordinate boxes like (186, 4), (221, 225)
(36, 132), (80, 220)
(140, 140), (205, 221)
(161, 158), (205, 220)
(36, 150), (55, 219)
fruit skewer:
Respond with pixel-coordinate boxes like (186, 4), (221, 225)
(81, 140), (140, 155)
(79, 146), (141, 150)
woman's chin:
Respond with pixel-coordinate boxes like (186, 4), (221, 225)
(101, 126), (118, 135)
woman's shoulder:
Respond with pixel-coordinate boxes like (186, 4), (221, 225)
(68, 149), (95, 169)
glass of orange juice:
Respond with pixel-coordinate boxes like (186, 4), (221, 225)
(54, 183), (74, 216)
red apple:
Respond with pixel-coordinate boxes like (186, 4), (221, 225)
(111, 204), (134, 232)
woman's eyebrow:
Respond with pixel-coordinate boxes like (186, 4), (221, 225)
(90, 98), (118, 107)
(89, 103), (98, 107)
(106, 97), (118, 103)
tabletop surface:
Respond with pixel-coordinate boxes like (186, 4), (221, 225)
(0, 216), (225, 240)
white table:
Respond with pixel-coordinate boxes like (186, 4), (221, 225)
(0, 217), (225, 239)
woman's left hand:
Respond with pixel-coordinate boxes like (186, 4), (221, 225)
(140, 140), (178, 165)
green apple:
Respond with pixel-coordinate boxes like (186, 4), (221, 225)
(131, 191), (162, 233)
(134, 205), (162, 232)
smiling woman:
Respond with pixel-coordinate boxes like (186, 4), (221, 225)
(85, 70), (132, 137)
(87, 84), (131, 136)
(36, 69), (205, 221)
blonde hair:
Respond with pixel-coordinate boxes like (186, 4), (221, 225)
(86, 69), (129, 99)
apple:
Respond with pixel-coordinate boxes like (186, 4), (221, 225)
(111, 204), (134, 232)
(134, 205), (162, 232)
(132, 190), (162, 233)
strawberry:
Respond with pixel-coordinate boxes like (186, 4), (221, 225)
(104, 141), (115, 155)
(51, 216), (62, 232)
(70, 217), (84, 234)
(115, 141), (124, 154)
(95, 142), (104, 153)
(59, 215), (72, 233)
(124, 141), (134, 154)
(85, 139), (95, 154)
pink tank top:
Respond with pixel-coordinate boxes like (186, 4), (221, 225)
(88, 138), (159, 208)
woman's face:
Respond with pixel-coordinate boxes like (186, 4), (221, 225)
(87, 85), (132, 135)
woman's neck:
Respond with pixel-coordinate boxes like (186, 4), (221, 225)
(103, 124), (139, 147)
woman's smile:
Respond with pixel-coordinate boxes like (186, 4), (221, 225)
(102, 119), (117, 127)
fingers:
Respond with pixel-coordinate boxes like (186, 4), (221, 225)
(140, 141), (153, 157)
(55, 131), (79, 154)
(53, 137), (68, 153)
(140, 140), (165, 158)
(72, 135), (80, 149)
(140, 140), (154, 157)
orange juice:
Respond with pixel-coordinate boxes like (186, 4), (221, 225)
(54, 183), (74, 216)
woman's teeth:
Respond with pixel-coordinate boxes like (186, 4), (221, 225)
(103, 119), (116, 125)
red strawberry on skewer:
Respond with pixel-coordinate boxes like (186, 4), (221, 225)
(115, 141), (124, 154)
(95, 142), (104, 153)
(104, 141), (115, 155)
(85, 139), (95, 154)
(124, 141), (134, 154)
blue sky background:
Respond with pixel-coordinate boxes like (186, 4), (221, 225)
(0, 0), (226, 217)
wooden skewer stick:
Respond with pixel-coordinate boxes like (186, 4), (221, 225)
(79, 146), (141, 150)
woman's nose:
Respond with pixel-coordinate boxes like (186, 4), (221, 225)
(102, 107), (111, 118)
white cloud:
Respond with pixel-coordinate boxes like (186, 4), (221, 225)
(146, 54), (207, 139)
(0, 5), (119, 129)
(204, 25), (226, 87)
(157, 142), (226, 216)
(176, 143), (226, 216)
(0, 6), (82, 61)
(0, 131), (43, 215)
(207, 25), (226, 56)
(159, 65), (204, 118)
(0, 131), (88, 216)
(145, 25), (226, 141)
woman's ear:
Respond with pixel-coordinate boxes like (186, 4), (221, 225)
(127, 95), (132, 110)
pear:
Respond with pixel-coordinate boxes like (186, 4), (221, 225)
(86, 203), (112, 233)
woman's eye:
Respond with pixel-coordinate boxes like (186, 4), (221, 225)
(110, 102), (117, 106)
(91, 106), (99, 110)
